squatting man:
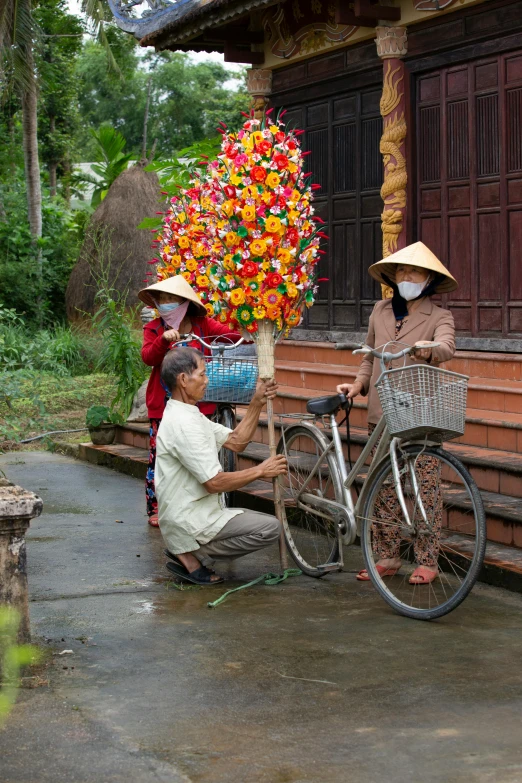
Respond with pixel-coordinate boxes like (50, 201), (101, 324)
(155, 347), (288, 585)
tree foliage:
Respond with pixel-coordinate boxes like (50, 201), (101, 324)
(75, 33), (249, 160)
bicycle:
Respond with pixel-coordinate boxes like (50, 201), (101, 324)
(276, 341), (486, 620)
(173, 332), (258, 506)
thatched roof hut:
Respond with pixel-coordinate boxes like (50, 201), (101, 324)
(66, 165), (161, 320)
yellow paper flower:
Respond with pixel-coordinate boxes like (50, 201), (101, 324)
(230, 174), (242, 186)
(186, 259), (198, 272)
(266, 172), (280, 188)
(171, 255), (181, 268)
(222, 200), (235, 217)
(277, 249), (291, 264)
(178, 236), (190, 249)
(269, 125), (279, 134)
(265, 215), (282, 233)
(242, 205), (256, 222)
(253, 305), (266, 319)
(182, 271), (192, 282)
(262, 289), (282, 307)
(178, 212), (186, 222)
(288, 210), (299, 225)
(286, 283), (298, 298)
(205, 303), (214, 316)
(223, 254), (235, 270)
(230, 288), (246, 306)
(286, 309), (301, 326)
(196, 275), (210, 288)
(288, 162), (298, 173)
(250, 239), (267, 256)
(225, 232), (240, 247)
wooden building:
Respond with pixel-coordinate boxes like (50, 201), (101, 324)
(107, 0), (522, 557)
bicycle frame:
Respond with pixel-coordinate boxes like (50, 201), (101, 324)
(281, 410), (430, 547)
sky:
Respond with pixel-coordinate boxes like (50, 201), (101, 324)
(66, 0), (244, 71)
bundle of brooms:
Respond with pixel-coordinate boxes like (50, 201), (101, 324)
(153, 109), (325, 566)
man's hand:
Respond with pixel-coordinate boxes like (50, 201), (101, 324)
(163, 329), (181, 343)
(336, 380), (363, 399)
(251, 379), (278, 407)
(259, 454), (287, 478)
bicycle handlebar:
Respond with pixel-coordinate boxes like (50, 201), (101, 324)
(174, 333), (247, 350)
(353, 341), (440, 364)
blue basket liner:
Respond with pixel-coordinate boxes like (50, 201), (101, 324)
(205, 359), (258, 403)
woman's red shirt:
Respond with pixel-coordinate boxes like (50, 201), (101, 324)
(141, 316), (240, 418)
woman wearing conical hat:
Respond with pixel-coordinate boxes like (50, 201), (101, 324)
(336, 242), (457, 585)
(138, 276), (240, 527)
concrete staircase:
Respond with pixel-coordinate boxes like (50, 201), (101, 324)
(76, 339), (522, 589)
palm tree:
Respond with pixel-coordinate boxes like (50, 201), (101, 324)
(74, 125), (134, 206)
(0, 1), (42, 241)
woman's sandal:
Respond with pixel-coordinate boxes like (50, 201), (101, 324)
(409, 565), (438, 585)
(148, 515), (160, 528)
(165, 560), (224, 586)
(357, 564), (401, 581)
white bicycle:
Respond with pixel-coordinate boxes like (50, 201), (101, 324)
(276, 342), (486, 621)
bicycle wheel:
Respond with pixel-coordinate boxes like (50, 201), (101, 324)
(217, 406), (236, 507)
(276, 424), (343, 577)
(359, 444), (486, 620)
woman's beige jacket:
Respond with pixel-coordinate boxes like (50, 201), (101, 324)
(355, 297), (456, 424)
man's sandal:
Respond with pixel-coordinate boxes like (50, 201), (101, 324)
(164, 549), (217, 575)
(357, 564), (401, 581)
(409, 565), (438, 585)
(166, 560), (224, 585)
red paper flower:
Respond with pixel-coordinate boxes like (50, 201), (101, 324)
(266, 272), (284, 288)
(241, 260), (259, 278)
(251, 166), (267, 182)
(224, 184), (236, 199)
(257, 140), (271, 154)
(274, 154), (289, 170)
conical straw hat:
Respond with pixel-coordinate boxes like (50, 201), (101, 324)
(368, 242), (458, 294)
(138, 275), (207, 315)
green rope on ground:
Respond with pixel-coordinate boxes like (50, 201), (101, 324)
(207, 568), (302, 608)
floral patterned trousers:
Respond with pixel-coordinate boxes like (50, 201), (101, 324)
(368, 423), (443, 567)
(145, 418), (161, 519)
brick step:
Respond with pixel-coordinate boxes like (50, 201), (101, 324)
(235, 477), (522, 592)
(267, 384), (522, 452)
(276, 340), (522, 381)
(238, 413), (522, 497)
(72, 436), (522, 590)
(235, 441), (522, 548)
(275, 359), (522, 414)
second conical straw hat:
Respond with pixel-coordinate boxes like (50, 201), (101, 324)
(368, 242), (458, 294)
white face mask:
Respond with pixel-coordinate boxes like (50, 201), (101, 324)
(397, 278), (429, 301)
(157, 302), (181, 315)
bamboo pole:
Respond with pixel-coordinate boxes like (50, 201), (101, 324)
(256, 321), (289, 570)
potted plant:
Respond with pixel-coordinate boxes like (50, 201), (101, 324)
(86, 405), (123, 446)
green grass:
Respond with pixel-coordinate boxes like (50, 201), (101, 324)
(0, 372), (117, 447)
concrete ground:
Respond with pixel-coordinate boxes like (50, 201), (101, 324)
(1, 452), (522, 783)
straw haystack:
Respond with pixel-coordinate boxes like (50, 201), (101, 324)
(66, 165), (160, 320)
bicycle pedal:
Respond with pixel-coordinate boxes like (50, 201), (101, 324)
(316, 563), (342, 573)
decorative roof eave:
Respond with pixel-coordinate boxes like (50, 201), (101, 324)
(107, 0), (275, 48)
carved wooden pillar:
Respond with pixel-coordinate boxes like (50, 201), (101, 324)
(376, 26), (408, 297)
(246, 68), (272, 119)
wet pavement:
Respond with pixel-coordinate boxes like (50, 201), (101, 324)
(1, 451), (522, 783)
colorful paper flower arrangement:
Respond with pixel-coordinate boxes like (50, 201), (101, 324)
(152, 110), (325, 336)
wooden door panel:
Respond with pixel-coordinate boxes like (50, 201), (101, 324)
(416, 49), (522, 338)
(272, 72), (382, 332)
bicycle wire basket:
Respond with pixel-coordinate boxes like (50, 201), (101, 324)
(203, 344), (259, 405)
(375, 364), (468, 442)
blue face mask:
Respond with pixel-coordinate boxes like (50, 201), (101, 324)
(157, 302), (181, 315)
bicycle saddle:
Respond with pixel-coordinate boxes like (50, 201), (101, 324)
(306, 393), (348, 416)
